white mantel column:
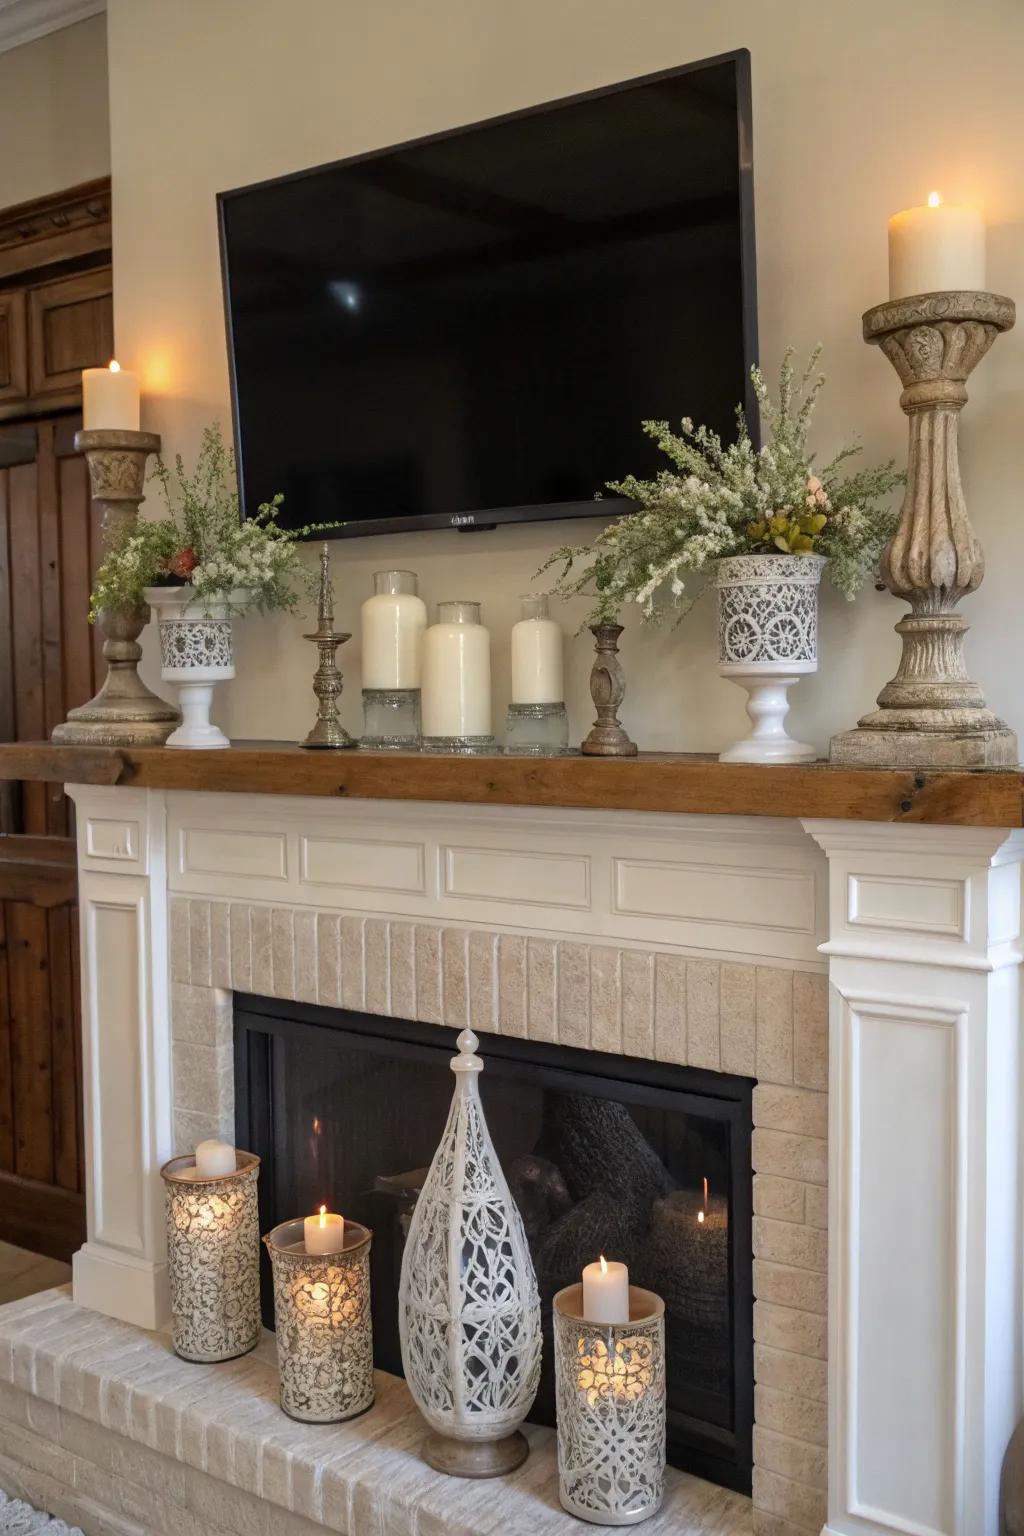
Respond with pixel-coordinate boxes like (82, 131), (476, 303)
(67, 784), (173, 1330)
(803, 819), (1024, 1536)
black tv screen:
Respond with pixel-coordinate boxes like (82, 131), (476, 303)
(219, 51), (757, 537)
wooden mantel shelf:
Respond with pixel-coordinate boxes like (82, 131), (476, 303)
(0, 740), (1022, 827)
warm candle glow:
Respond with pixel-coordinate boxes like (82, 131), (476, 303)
(303, 1204), (345, 1255)
(108, 358), (121, 372)
(927, 190), (942, 208)
(318, 1204), (327, 1227)
(600, 1254), (608, 1275)
(697, 1210), (705, 1224)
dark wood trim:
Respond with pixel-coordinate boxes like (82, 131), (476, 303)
(0, 740), (1020, 827)
(0, 178), (111, 285)
(0, 836), (76, 908)
(0, 1166), (84, 1262)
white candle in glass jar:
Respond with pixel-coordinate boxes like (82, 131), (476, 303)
(888, 192), (985, 299)
(193, 1139), (236, 1178)
(421, 601), (492, 739)
(303, 1204), (345, 1255)
(582, 1255), (630, 1324)
(82, 360), (140, 430)
(361, 570), (427, 690)
(510, 594), (564, 704)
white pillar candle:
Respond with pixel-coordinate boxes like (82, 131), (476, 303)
(193, 1139), (237, 1178)
(82, 360), (140, 430)
(361, 570), (427, 689)
(888, 192), (985, 299)
(421, 600), (492, 739)
(510, 594), (564, 704)
(582, 1255), (630, 1324)
(303, 1204), (345, 1255)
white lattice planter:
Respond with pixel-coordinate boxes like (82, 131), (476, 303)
(145, 587), (248, 749)
(553, 1282), (666, 1526)
(716, 553), (826, 763)
(398, 1028), (542, 1478)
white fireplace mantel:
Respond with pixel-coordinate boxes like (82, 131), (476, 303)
(58, 781), (1024, 1536)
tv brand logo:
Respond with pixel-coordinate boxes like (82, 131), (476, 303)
(450, 514), (476, 526)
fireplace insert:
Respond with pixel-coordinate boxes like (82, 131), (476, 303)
(234, 993), (753, 1493)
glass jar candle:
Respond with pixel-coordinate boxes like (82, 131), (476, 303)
(505, 594), (568, 755)
(160, 1151), (262, 1363)
(421, 600), (494, 754)
(360, 570), (427, 750)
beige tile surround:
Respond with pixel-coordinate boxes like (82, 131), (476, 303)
(170, 896), (829, 1536)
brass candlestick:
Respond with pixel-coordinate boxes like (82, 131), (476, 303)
(581, 622), (637, 757)
(830, 290), (1018, 768)
(52, 429), (179, 745)
(300, 544), (355, 749)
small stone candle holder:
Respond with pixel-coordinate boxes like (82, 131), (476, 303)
(264, 1217), (374, 1423)
(160, 1151), (261, 1364)
(553, 1283), (666, 1526)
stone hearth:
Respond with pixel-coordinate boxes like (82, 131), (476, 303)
(2, 783), (1021, 1536)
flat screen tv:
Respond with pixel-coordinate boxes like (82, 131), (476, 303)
(219, 50), (757, 538)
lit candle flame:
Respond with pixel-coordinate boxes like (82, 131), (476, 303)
(318, 1204), (327, 1228)
(697, 1210), (705, 1224)
(927, 190), (942, 208)
(108, 359), (121, 373)
(599, 1254), (608, 1275)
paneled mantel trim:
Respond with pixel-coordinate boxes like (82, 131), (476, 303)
(60, 782), (1024, 1536)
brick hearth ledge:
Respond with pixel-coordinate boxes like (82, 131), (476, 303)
(2, 785), (1020, 1536)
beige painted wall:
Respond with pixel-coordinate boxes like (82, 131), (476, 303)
(107, 0), (1024, 753)
(0, 16), (109, 209)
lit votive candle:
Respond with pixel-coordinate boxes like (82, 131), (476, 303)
(82, 359), (140, 430)
(194, 1138), (237, 1178)
(582, 1254), (629, 1324)
(304, 1204), (345, 1255)
(888, 192), (985, 299)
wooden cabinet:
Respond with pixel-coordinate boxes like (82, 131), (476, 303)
(0, 266), (112, 420)
(0, 179), (112, 423)
(28, 268), (113, 403)
(0, 292), (27, 404)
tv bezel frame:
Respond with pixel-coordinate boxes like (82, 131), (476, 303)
(217, 48), (759, 540)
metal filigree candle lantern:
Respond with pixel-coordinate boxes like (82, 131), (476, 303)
(264, 1218), (374, 1423)
(160, 1152), (261, 1363)
(301, 543), (355, 749)
(399, 1028), (542, 1478)
(554, 1283), (666, 1526)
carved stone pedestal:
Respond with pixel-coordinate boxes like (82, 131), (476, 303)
(52, 429), (179, 746)
(830, 291), (1018, 769)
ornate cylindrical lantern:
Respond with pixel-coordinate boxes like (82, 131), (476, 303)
(160, 1151), (261, 1363)
(399, 1028), (542, 1477)
(264, 1218), (374, 1423)
(553, 1283), (666, 1525)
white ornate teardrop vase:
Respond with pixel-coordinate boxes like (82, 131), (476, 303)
(716, 553), (826, 763)
(399, 1028), (542, 1478)
(144, 587), (246, 750)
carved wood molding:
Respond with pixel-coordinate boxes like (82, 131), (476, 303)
(0, 176), (110, 280)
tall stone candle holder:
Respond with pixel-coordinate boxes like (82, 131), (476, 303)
(160, 1151), (261, 1363)
(553, 1282), (666, 1525)
(264, 1217), (374, 1423)
(830, 291), (1018, 768)
(52, 429), (179, 745)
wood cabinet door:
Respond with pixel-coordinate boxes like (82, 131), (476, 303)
(27, 266), (113, 404)
(0, 291), (27, 405)
(0, 416), (95, 1261)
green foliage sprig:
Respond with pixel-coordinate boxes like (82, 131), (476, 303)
(541, 348), (903, 626)
(89, 423), (340, 622)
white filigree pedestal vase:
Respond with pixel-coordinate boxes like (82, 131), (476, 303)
(554, 1283), (666, 1526)
(716, 553), (825, 763)
(145, 587), (247, 750)
(399, 1028), (542, 1478)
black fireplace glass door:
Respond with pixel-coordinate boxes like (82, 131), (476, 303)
(235, 996), (753, 1494)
